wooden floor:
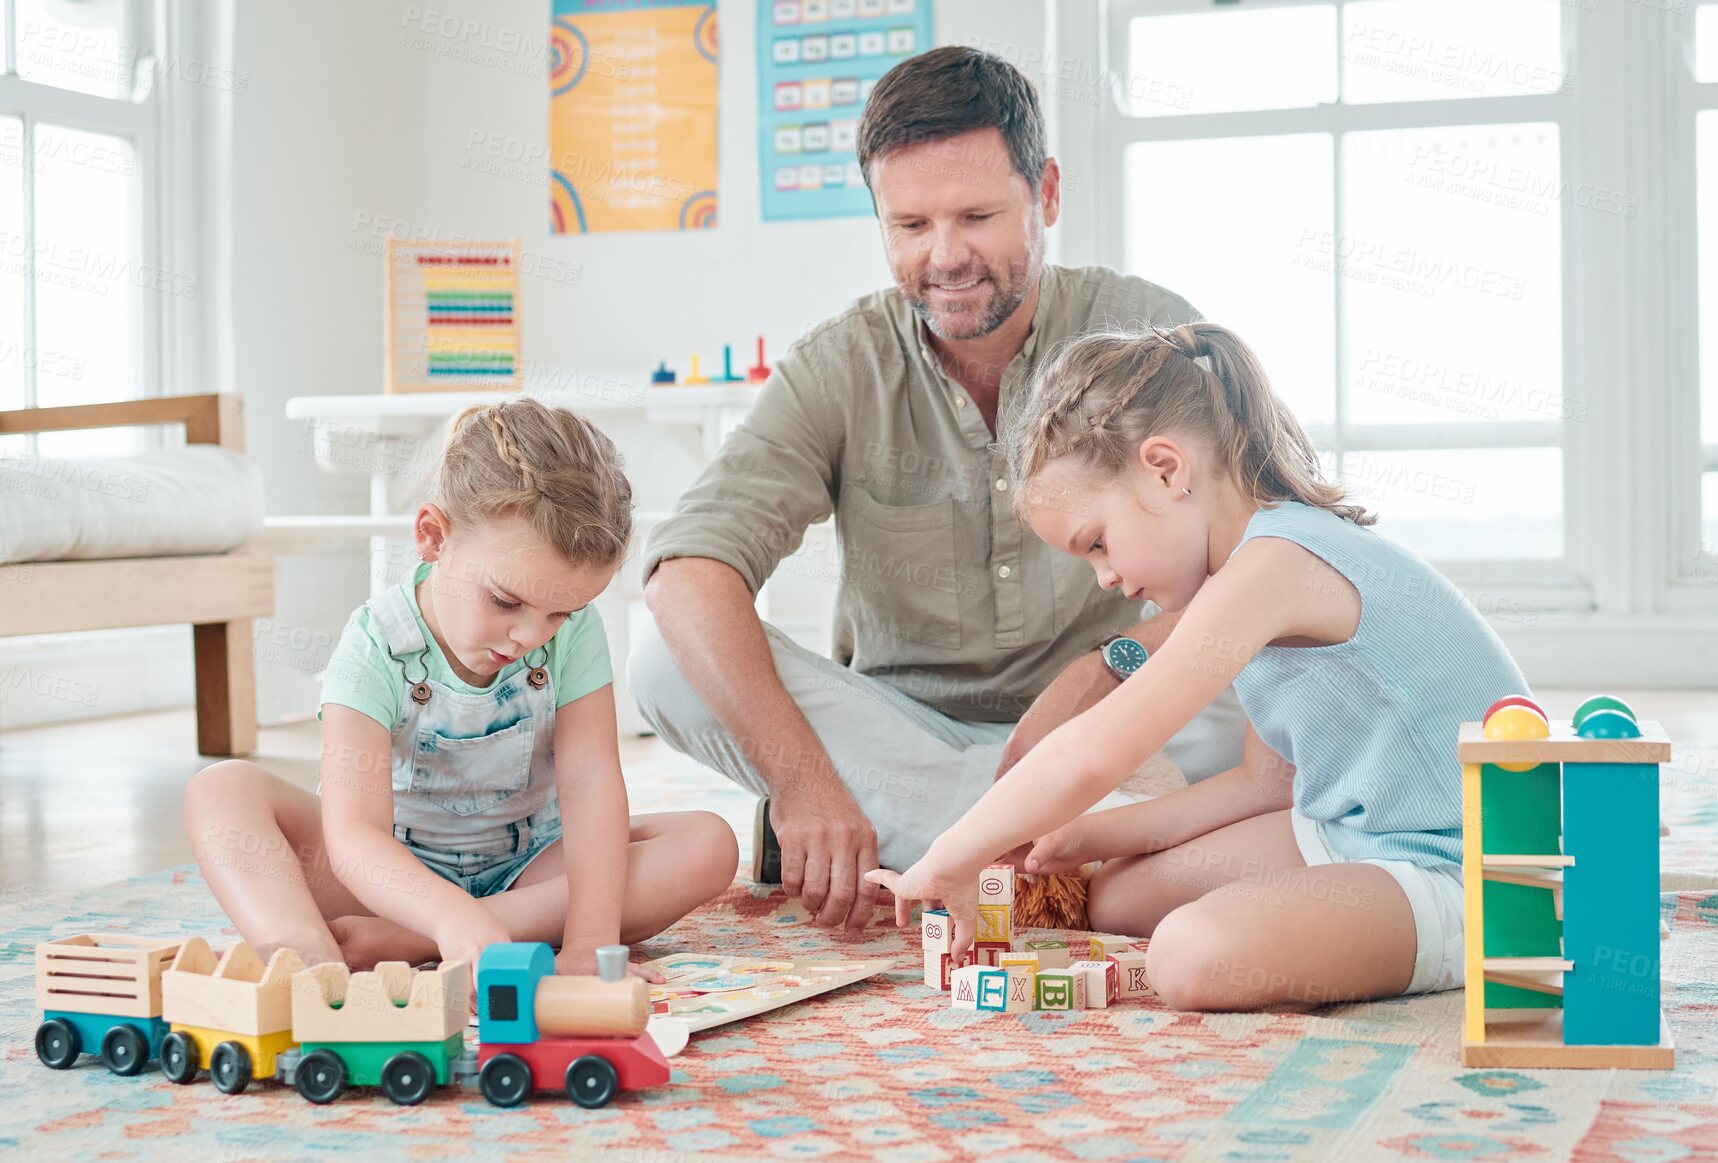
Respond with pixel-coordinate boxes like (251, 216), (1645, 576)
(2, 688), (1714, 898)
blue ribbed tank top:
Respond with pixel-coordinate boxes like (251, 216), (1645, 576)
(1228, 501), (1530, 866)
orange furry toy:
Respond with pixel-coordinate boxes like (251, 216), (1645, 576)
(1012, 867), (1092, 930)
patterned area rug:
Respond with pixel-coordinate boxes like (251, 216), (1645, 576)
(3, 759), (1716, 1161)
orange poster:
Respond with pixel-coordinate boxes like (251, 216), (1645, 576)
(549, 1), (719, 234)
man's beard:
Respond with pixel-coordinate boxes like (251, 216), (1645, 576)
(906, 251), (1036, 341)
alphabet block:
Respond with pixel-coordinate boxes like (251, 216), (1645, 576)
(1071, 959), (1119, 1008)
(979, 864), (1015, 906)
(924, 947), (975, 990)
(950, 964), (983, 1010)
(1004, 965), (1036, 1012)
(996, 950), (1040, 973)
(1109, 949), (1153, 1000)
(975, 968), (1008, 1011)
(922, 908), (952, 954)
(1024, 938), (1070, 970)
(976, 904), (1012, 944)
(1034, 968), (1086, 1011)
(974, 941), (1011, 966)
(1090, 934), (1135, 961)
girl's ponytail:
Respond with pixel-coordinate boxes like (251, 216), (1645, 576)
(1008, 322), (1373, 526)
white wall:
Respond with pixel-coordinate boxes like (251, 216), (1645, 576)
(227, 2), (429, 722)
(239, 0), (1049, 724)
(0, 0), (1053, 730)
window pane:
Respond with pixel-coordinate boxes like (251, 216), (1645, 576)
(1343, 0), (1565, 104)
(15, 0), (129, 100)
(1701, 111), (1718, 447)
(1703, 474), (1718, 572)
(33, 125), (141, 459)
(1128, 6), (1337, 118)
(1698, 4), (1718, 84)
(1126, 135), (1335, 427)
(0, 117), (23, 418)
(1343, 125), (1563, 430)
(1340, 448), (1563, 559)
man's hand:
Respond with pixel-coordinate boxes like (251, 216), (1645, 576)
(773, 778), (880, 934)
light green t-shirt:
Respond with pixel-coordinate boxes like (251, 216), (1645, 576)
(319, 561), (613, 731)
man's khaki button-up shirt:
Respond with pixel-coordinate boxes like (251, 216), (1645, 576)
(643, 263), (1201, 722)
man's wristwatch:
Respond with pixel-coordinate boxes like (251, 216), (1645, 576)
(1097, 634), (1149, 681)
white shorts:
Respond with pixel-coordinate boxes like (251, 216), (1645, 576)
(1290, 810), (1465, 997)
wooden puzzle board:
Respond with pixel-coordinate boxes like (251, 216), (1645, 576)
(643, 952), (892, 1034)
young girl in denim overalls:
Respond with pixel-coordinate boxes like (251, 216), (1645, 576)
(186, 399), (737, 978)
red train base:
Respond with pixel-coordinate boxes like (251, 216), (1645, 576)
(474, 1034), (670, 1108)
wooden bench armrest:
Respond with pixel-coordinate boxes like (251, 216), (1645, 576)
(0, 394), (244, 450)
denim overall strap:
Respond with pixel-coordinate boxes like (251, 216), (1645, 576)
(361, 578), (563, 860)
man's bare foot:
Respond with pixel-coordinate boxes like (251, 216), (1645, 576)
(327, 914), (437, 969)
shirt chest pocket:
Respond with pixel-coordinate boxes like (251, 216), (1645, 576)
(838, 485), (963, 650)
(409, 716), (536, 816)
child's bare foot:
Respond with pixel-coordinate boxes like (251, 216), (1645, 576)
(328, 914), (437, 969)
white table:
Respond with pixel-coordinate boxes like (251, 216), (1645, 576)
(277, 383), (761, 586)
(271, 383), (763, 734)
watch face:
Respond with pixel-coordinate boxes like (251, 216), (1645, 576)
(1105, 637), (1148, 676)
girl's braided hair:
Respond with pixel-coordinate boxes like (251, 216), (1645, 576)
(1003, 322), (1372, 526)
(437, 397), (634, 566)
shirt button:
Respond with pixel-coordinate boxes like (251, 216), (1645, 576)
(955, 396), (968, 408)
(995, 478), (1010, 493)
(997, 564), (1012, 579)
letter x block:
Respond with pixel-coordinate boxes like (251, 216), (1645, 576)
(1004, 965), (1036, 1012)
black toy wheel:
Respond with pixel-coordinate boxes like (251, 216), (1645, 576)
(209, 1041), (253, 1094)
(565, 1054), (619, 1109)
(101, 1024), (148, 1076)
(380, 1050), (435, 1106)
(295, 1049), (347, 1105)
(160, 1031), (199, 1084)
(479, 1053), (532, 1108)
(35, 1019), (80, 1069)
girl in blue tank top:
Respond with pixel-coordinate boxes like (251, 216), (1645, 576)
(870, 322), (1528, 1009)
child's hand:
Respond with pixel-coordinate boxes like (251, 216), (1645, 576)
(435, 913), (513, 977)
(555, 946), (666, 984)
(1023, 823), (1087, 876)
(866, 862), (980, 961)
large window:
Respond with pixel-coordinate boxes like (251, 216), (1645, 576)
(1114, 0), (1569, 564)
(0, 0), (159, 460)
(1697, 3), (1718, 575)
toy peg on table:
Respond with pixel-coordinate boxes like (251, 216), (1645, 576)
(746, 335), (771, 383)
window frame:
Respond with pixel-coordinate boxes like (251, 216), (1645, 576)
(1050, 0), (1718, 625)
(1672, 0), (1718, 605)
(0, 0), (171, 451)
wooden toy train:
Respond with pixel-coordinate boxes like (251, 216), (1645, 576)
(34, 936), (669, 1108)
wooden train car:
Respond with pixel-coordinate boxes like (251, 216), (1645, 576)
(159, 938), (304, 1093)
(35, 935), (182, 1075)
(276, 959), (470, 1106)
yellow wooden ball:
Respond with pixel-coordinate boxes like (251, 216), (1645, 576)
(1482, 704), (1551, 772)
